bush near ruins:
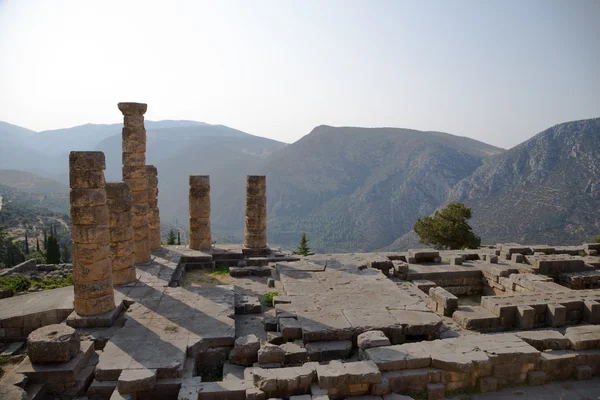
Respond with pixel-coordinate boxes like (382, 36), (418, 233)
(166, 229), (177, 245)
(413, 202), (481, 250)
(596, 235), (600, 244)
(294, 232), (314, 256)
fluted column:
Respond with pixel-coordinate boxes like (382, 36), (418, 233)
(106, 182), (136, 285)
(244, 175), (267, 249)
(188, 175), (212, 250)
(69, 151), (116, 316)
(146, 165), (161, 251)
(118, 102), (151, 264)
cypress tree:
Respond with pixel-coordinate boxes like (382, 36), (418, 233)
(166, 230), (177, 245)
(36, 237), (40, 252)
(24, 232), (29, 254)
(43, 230), (47, 250)
(177, 231), (181, 245)
(294, 233), (314, 256)
(45, 234), (61, 264)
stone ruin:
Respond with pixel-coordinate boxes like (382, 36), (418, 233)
(1, 103), (600, 399)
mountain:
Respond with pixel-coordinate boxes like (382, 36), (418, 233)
(209, 126), (503, 252)
(444, 117), (600, 246)
(0, 169), (68, 194)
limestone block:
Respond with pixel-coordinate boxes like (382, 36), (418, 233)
(516, 305), (534, 330)
(305, 340), (352, 362)
(74, 279), (114, 299)
(0, 384), (27, 400)
(575, 364), (592, 380)
(73, 293), (116, 316)
(118, 102), (147, 116)
(69, 151), (106, 171)
(426, 383), (444, 400)
(122, 127), (147, 144)
(357, 330), (391, 350)
(70, 188), (107, 207)
(72, 257), (111, 283)
(515, 330), (570, 351)
(71, 205), (109, 225)
(244, 175), (267, 249)
(27, 324), (80, 364)
(69, 169), (106, 189)
(527, 370), (545, 386)
(428, 287), (458, 317)
(109, 211), (132, 229)
(123, 115), (144, 127)
(546, 304), (566, 327)
(583, 300), (600, 324)
(257, 343), (285, 365)
(122, 152), (145, 166)
(280, 341), (308, 365)
(279, 318), (302, 341)
(113, 268), (137, 285)
(565, 325), (600, 350)
(71, 224), (110, 244)
(125, 179), (148, 193)
(511, 253), (524, 263)
(229, 334), (260, 366)
(479, 376), (497, 393)
(72, 243), (110, 265)
(117, 368), (156, 394)
(109, 227), (134, 242)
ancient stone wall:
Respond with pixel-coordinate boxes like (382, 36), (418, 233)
(188, 175), (211, 250)
(244, 175), (267, 249)
(106, 182), (136, 285)
(118, 102), (150, 264)
(146, 165), (161, 251)
(69, 151), (116, 316)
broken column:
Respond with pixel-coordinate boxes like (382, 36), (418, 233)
(69, 151), (116, 316)
(188, 175), (212, 250)
(244, 175), (268, 252)
(146, 165), (161, 251)
(119, 102), (151, 264)
(106, 182), (136, 285)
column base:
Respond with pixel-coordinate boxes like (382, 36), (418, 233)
(242, 247), (271, 256)
(66, 300), (126, 329)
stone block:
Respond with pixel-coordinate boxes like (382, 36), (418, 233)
(258, 344), (285, 365)
(357, 330), (391, 350)
(117, 368), (156, 395)
(70, 151), (106, 171)
(583, 300), (600, 324)
(229, 334), (260, 366)
(412, 280), (436, 294)
(316, 360), (380, 389)
(575, 364), (592, 380)
(306, 340), (352, 362)
(565, 325), (600, 350)
(546, 304), (566, 327)
(515, 330), (570, 351)
(527, 370), (545, 386)
(279, 318), (302, 341)
(479, 376), (497, 393)
(511, 253), (524, 263)
(27, 324), (80, 364)
(281, 341), (308, 365)
(516, 305), (534, 330)
(0, 384), (27, 400)
(428, 287), (458, 317)
(426, 383), (444, 400)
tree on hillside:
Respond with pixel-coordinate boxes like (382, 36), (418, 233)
(177, 231), (181, 246)
(596, 235), (600, 244)
(24, 232), (29, 254)
(45, 234), (61, 264)
(413, 202), (481, 250)
(43, 230), (47, 250)
(294, 232), (314, 256)
(166, 229), (177, 245)
(36, 237), (40, 252)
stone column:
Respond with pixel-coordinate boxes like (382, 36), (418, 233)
(244, 175), (267, 250)
(69, 151), (116, 316)
(146, 165), (161, 251)
(188, 175), (212, 250)
(118, 102), (150, 264)
(106, 182), (136, 285)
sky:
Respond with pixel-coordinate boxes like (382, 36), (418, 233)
(0, 0), (599, 149)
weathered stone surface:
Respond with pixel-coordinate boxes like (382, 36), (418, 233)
(428, 287), (458, 317)
(316, 360), (380, 389)
(0, 384), (27, 400)
(258, 343), (285, 365)
(363, 342), (430, 372)
(357, 330), (390, 350)
(117, 368), (156, 394)
(229, 334), (260, 366)
(515, 330), (570, 351)
(244, 175), (267, 249)
(280, 341), (308, 365)
(305, 340), (352, 362)
(118, 102), (147, 116)
(188, 175), (212, 250)
(565, 325), (600, 350)
(69, 151), (106, 171)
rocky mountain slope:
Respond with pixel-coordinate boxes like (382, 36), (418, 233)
(446, 118), (600, 245)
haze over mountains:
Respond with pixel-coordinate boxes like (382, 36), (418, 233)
(1, 117), (598, 252)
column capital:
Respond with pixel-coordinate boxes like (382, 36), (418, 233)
(118, 102), (147, 116)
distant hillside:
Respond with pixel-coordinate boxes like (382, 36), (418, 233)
(446, 118), (600, 245)
(211, 126), (503, 252)
(0, 169), (68, 194)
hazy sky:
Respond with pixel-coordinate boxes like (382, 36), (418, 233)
(0, 0), (599, 148)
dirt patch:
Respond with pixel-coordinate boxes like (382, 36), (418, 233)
(181, 269), (233, 287)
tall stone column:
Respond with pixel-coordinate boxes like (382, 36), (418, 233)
(146, 165), (161, 251)
(106, 182), (136, 285)
(69, 151), (116, 316)
(188, 175), (212, 250)
(118, 102), (151, 264)
(244, 175), (267, 250)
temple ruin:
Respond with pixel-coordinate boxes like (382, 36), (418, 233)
(1, 102), (600, 399)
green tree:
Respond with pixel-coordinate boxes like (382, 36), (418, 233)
(24, 232), (29, 254)
(595, 235), (600, 244)
(166, 229), (177, 245)
(294, 232), (314, 256)
(177, 231), (181, 245)
(45, 234), (61, 264)
(413, 202), (481, 250)
(43, 230), (47, 250)
(36, 237), (40, 252)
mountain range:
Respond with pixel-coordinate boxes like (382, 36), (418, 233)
(1, 117), (598, 252)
